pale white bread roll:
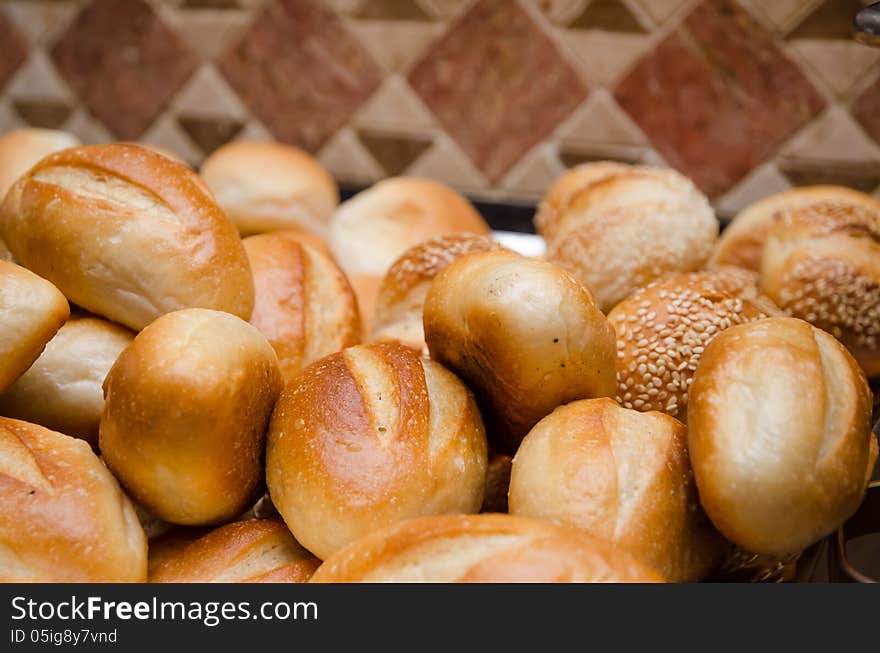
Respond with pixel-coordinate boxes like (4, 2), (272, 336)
(0, 314), (133, 446)
(328, 177), (490, 280)
(541, 165), (718, 312)
(0, 261), (69, 393)
(266, 342), (488, 560)
(760, 195), (880, 377)
(310, 514), (663, 583)
(509, 398), (724, 582)
(0, 417), (147, 582)
(244, 232), (361, 382)
(0, 143), (254, 331)
(0, 128), (80, 201)
(200, 140), (339, 237)
(371, 233), (504, 353)
(608, 271), (773, 420)
(688, 317), (877, 557)
(150, 519), (320, 583)
(423, 249), (617, 454)
(711, 185), (872, 272)
(100, 309), (283, 526)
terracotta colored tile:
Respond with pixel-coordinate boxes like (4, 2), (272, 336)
(0, 10), (27, 93)
(12, 99), (72, 130)
(614, 0), (825, 197)
(853, 80), (880, 146)
(408, 0), (588, 182)
(51, 0), (197, 140)
(568, 0), (646, 32)
(219, 0), (382, 152)
(357, 130), (432, 175)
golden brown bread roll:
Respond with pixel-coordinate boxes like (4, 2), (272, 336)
(266, 342), (488, 560)
(0, 261), (69, 393)
(0, 314), (133, 446)
(310, 514), (663, 582)
(100, 308), (283, 526)
(348, 273), (382, 334)
(329, 177), (490, 281)
(244, 232), (361, 381)
(538, 164), (718, 312)
(200, 140), (339, 237)
(509, 398), (723, 581)
(423, 249), (617, 453)
(0, 143), (254, 331)
(0, 417), (147, 581)
(150, 519), (320, 583)
(0, 128), (80, 201)
(759, 195), (880, 377)
(688, 317), (877, 556)
(608, 271), (771, 420)
(710, 185), (871, 272)
(371, 233), (503, 353)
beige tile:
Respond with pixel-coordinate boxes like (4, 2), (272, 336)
(140, 112), (204, 165)
(161, 6), (255, 60)
(630, 0), (694, 26)
(6, 50), (75, 102)
(416, 0), (474, 19)
(347, 19), (442, 73)
(2, 0), (82, 47)
(62, 107), (115, 145)
(404, 132), (490, 194)
(498, 141), (565, 199)
(322, 0), (366, 14)
(172, 63), (248, 119)
(234, 118), (273, 143)
(787, 40), (880, 100)
(354, 74), (437, 134)
(738, 0), (821, 33)
(715, 162), (792, 218)
(781, 105), (880, 162)
(557, 28), (649, 87)
(317, 126), (385, 185)
(533, 0), (589, 25)
(554, 87), (648, 147)
(0, 99), (24, 134)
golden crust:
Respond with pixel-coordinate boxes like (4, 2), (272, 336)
(266, 342), (488, 560)
(608, 271), (772, 420)
(0, 417), (147, 582)
(310, 514), (663, 583)
(424, 249), (617, 453)
(688, 317), (876, 556)
(0, 128), (79, 200)
(0, 261), (69, 393)
(0, 314), (133, 446)
(244, 232), (361, 382)
(0, 143), (254, 330)
(150, 519), (320, 583)
(509, 398), (723, 581)
(100, 308), (283, 526)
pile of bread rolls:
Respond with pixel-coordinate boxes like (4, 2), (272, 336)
(0, 128), (876, 584)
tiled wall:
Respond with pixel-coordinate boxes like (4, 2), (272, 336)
(0, 0), (879, 219)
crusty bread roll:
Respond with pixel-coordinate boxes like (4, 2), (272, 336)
(150, 519), (320, 583)
(329, 177), (490, 281)
(200, 140), (338, 237)
(0, 261), (69, 393)
(0, 314), (133, 446)
(0, 417), (147, 582)
(538, 164), (718, 312)
(608, 271), (772, 420)
(266, 342), (488, 559)
(0, 128), (80, 201)
(1, 143), (254, 331)
(688, 317), (877, 556)
(424, 249), (617, 453)
(509, 398), (723, 581)
(711, 185), (872, 272)
(100, 308), (283, 526)
(244, 232), (361, 381)
(759, 194), (880, 377)
(310, 514), (663, 582)
(371, 233), (503, 353)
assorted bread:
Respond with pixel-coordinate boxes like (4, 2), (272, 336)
(0, 131), (875, 584)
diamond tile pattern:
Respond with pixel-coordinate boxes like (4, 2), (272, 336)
(0, 0), (875, 212)
(409, 0), (588, 182)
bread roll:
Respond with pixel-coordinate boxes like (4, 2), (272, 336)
(150, 519), (320, 583)
(711, 185), (871, 272)
(310, 514), (663, 582)
(539, 164), (718, 311)
(100, 308), (283, 526)
(0, 417), (147, 582)
(0, 128), (79, 201)
(200, 140), (338, 237)
(266, 342), (488, 559)
(688, 317), (877, 556)
(1, 143), (254, 331)
(371, 233), (503, 353)
(244, 232), (361, 381)
(0, 261), (69, 393)
(760, 194), (880, 377)
(509, 398), (723, 581)
(0, 314), (133, 446)
(329, 177), (490, 281)
(349, 273), (382, 334)
(424, 249), (617, 453)
(608, 271), (771, 420)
